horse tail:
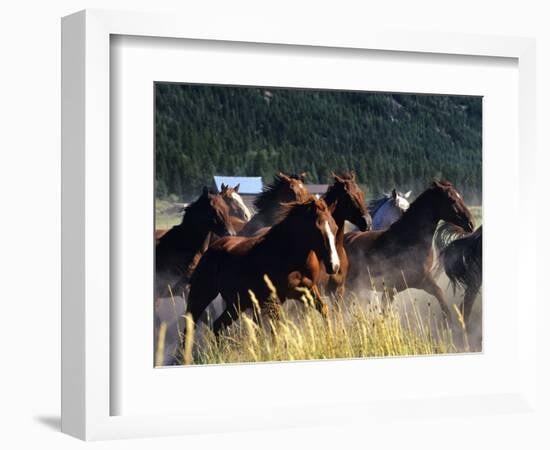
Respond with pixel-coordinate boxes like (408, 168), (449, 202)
(434, 224), (482, 295)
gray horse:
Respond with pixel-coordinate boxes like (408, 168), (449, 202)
(368, 189), (411, 230)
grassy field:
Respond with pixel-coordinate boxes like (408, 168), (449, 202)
(155, 277), (476, 367)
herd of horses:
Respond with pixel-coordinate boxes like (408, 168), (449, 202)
(155, 172), (483, 349)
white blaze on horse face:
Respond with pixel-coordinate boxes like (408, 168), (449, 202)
(324, 221), (340, 273)
(231, 192), (252, 221)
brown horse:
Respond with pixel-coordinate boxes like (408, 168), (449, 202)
(344, 181), (474, 319)
(239, 172), (309, 236)
(155, 183), (251, 244)
(185, 197), (340, 336)
(218, 183), (250, 234)
(155, 187), (236, 296)
(318, 172), (372, 299)
(219, 183), (252, 221)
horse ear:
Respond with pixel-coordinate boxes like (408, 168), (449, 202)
(278, 172), (290, 181)
(299, 172), (307, 180)
(350, 170), (356, 180)
(234, 183), (240, 193)
(404, 190), (412, 198)
(220, 183), (226, 191)
(391, 188), (397, 198)
(332, 172), (343, 183)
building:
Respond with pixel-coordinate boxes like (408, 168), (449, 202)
(305, 184), (329, 198)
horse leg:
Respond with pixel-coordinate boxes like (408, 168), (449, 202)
(420, 275), (452, 321)
(311, 285), (329, 319)
(461, 280), (481, 325)
(327, 276), (345, 303)
(185, 266), (221, 328)
(212, 304), (240, 336)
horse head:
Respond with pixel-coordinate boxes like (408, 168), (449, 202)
(430, 180), (474, 232)
(281, 197), (340, 275)
(327, 171), (372, 231)
(187, 187), (236, 237)
(220, 183), (252, 221)
(391, 188), (411, 212)
(277, 171), (310, 203)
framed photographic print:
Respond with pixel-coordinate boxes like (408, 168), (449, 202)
(62, 9), (538, 441)
(153, 82), (483, 368)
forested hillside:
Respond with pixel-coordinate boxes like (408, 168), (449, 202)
(155, 83), (482, 203)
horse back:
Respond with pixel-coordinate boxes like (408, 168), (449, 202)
(344, 230), (384, 255)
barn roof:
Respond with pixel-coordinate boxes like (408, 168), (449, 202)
(305, 184), (329, 195)
(213, 176), (263, 194)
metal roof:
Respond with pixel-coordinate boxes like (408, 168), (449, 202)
(305, 184), (329, 195)
(213, 176), (263, 194)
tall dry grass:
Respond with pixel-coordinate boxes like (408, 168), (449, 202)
(159, 276), (470, 367)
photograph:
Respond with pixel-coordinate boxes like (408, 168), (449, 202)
(153, 83), (483, 367)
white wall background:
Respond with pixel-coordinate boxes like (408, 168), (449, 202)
(0, 1), (547, 448)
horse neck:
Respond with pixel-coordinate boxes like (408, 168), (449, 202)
(261, 219), (312, 262)
(323, 190), (346, 245)
(388, 196), (440, 247)
(175, 212), (212, 252)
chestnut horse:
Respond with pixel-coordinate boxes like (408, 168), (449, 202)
(435, 223), (482, 324)
(185, 197), (340, 336)
(218, 182), (251, 235)
(155, 187), (236, 297)
(344, 181), (474, 319)
(239, 172), (309, 236)
(318, 172), (372, 299)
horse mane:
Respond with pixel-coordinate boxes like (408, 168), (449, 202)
(271, 196), (322, 227)
(179, 194), (203, 223)
(181, 189), (220, 224)
(434, 222), (469, 254)
(382, 181), (455, 235)
(253, 174), (292, 212)
(324, 172), (353, 199)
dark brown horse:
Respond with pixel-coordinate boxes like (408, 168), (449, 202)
(435, 223), (482, 324)
(155, 187), (236, 296)
(318, 172), (372, 299)
(239, 172), (309, 236)
(155, 183), (251, 244)
(344, 181), (474, 319)
(185, 197), (340, 335)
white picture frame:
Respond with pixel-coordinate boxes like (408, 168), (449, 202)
(61, 9), (538, 441)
